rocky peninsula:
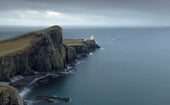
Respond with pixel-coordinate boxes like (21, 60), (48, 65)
(0, 25), (100, 105)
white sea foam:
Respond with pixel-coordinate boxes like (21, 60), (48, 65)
(96, 41), (99, 44)
(100, 48), (105, 51)
(28, 73), (57, 86)
(89, 52), (93, 55)
(50, 73), (60, 77)
(76, 61), (81, 65)
(24, 100), (37, 105)
(0, 75), (24, 85)
(20, 88), (31, 98)
(60, 69), (76, 74)
(60, 71), (75, 74)
(20, 73), (59, 98)
(76, 60), (87, 65)
(51, 99), (59, 103)
(67, 66), (73, 69)
(0, 82), (9, 85)
(10, 75), (24, 83)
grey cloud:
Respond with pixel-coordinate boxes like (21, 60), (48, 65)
(1, 0), (170, 11)
(0, 0), (169, 18)
(0, 0), (170, 26)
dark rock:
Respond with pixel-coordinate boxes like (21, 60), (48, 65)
(35, 95), (70, 103)
(63, 44), (76, 65)
(63, 39), (100, 55)
(10, 73), (46, 91)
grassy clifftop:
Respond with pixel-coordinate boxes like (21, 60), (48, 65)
(0, 25), (61, 57)
(63, 39), (100, 54)
(0, 25), (64, 81)
(0, 38), (35, 57)
(63, 39), (85, 46)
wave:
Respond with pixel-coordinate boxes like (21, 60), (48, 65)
(67, 65), (73, 69)
(59, 70), (76, 74)
(60, 66), (77, 74)
(76, 60), (87, 65)
(28, 73), (59, 86)
(23, 100), (38, 105)
(20, 88), (31, 98)
(19, 55), (89, 102)
(20, 73), (59, 99)
(0, 75), (24, 85)
(96, 41), (99, 44)
(100, 48), (105, 51)
(0, 81), (9, 85)
(76, 61), (81, 65)
(10, 75), (24, 83)
(89, 52), (93, 55)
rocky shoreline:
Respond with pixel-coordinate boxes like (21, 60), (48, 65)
(0, 25), (100, 105)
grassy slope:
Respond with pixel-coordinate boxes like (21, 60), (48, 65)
(0, 26), (61, 57)
(0, 84), (14, 90)
(63, 39), (85, 46)
(0, 38), (35, 57)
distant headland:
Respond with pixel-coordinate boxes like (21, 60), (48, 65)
(0, 25), (100, 105)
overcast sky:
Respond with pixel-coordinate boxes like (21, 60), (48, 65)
(0, 0), (170, 27)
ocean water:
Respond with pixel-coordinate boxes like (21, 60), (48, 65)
(1, 27), (170, 105)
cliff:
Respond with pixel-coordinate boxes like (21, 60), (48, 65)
(0, 26), (65, 81)
(0, 26), (100, 82)
(63, 39), (100, 54)
(0, 25), (100, 105)
(0, 84), (23, 105)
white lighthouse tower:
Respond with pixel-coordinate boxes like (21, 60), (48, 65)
(90, 35), (94, 40)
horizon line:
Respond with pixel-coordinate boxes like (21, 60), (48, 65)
(1, 25), (170, 28)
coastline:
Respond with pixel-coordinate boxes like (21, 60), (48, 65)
(0, 25), (100, 105)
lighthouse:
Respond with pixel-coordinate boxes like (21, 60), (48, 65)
(90, 35), (94, 40)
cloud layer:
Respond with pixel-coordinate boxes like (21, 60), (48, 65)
(0, 0), (170, 26)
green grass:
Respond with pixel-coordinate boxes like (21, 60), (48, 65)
(0, 25), (61, 57)
(63, 39), (85, 46)
(0, 84), (13, 90)
(0, 37), (35, 57)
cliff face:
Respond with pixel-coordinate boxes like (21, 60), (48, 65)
(63, 39), (100, 54)
(0, 84), (23, 105)
(63, 44), (76, 64)
(27, 26), (66, 72)
(0, 26), (66, 81)
(0, 26), (100, 82)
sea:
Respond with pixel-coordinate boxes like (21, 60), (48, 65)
(1, 26), (170, 105)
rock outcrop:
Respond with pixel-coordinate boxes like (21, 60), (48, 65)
(0, 26), (65, 82)
(0, 84), (23, 105)
(35, 95), (70, 103)
(63, 39), (100, 54)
